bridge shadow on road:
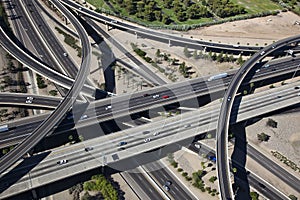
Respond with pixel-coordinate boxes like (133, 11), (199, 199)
(230, 122), (251, 200)
(0, 151), (50, 196)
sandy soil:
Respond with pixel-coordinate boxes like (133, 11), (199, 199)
(161, 148), (219, 200)
(246, 112), (300, 176)
(163, 11), (300, 46)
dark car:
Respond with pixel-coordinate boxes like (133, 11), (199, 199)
(143, 93), (150, 97)
(119, 141), (127, 146)
(84, 147), (93, 152)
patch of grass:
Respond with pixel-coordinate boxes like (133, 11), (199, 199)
(86, 0), (106, 8)
(231, 0), (282, 14)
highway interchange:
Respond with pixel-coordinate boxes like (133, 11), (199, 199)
(0, 0), (300, 199)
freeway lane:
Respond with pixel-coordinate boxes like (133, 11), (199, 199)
(1, 57), (300, 148)
(0, 93), (61, 109)
(144, 162), (196, 200)
(0, 0), (92, 175)
(61, 0), (261, 54)
(0, 26), (97, 96)
(1, 82), (299, 198)
(24, 0), (77, 78)
(126, 171), (165, 200)
(216, 34), (300, 200)
(8, 0), (58, 72)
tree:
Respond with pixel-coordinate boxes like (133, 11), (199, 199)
(257, 132), (270, 142)
(232, 167), (237, 173)
(266, 118), (277, 128)
(211, 52), (217, 61)
(216, 51), (224, 62)
(237, 55), (244, 65)
(177, 11), (187, 22)
(156, 49), (161, 58)
(163, 0), (173, 9)
(125, 0), (136, 15)
(193, 50), (199, 59)
(209, 176), (217, 183)
(289, 194), (298, 200)
(81, 192), (92, 200)
(183, 46), (191, 57)
(68, 135), (74, 141)
(154, 10), (162, 21)
(223, 53), (229, 62)
(49, 90), (58, 96)
(229, 54), (235, 62)
(250, 191), (259, 200)
(136, 1), (145, 17)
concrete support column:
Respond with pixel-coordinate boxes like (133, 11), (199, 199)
(168, 40), (171, 47)
(64, 16), (68, 25)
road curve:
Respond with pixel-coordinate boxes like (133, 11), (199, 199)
(216, 34), (300, 200)
(0, 0), (92, 175)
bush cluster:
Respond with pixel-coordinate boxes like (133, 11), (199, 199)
(36, 74), (47, 89)
(271, 151), (300, 172)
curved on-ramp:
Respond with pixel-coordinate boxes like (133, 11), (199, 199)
(0, 0), (92, 175)
(216, 34), (300, 200)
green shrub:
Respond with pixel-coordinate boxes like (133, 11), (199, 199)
(177, 168), (183, 172)
(182, 172), (188, 177)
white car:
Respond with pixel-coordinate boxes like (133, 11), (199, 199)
(144, 138), (151, 143)
(27, 96), (33, 100)
(260, 51), (265, 55)
(184, 124), (191, 128)
(153, 132), (160, 136)
(80, 115), (88, 120)
(57, 159), (68, 165)
(25, 99), (32, 104)
(63, 52), (68, 57)
(105, 105), (112, 110)
(262, 64), (270, 68)
(152, 94), (160, 99)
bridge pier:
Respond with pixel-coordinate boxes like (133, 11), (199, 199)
(106, 24), (109, 31)
(168, 40), (171, 47)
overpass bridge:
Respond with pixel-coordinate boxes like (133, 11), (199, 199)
(0, 55), (299, 148)
(1, 81), (299, 199)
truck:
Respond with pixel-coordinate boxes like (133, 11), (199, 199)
(208, 73), (228, 81)
(0, 125), (9, 133)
